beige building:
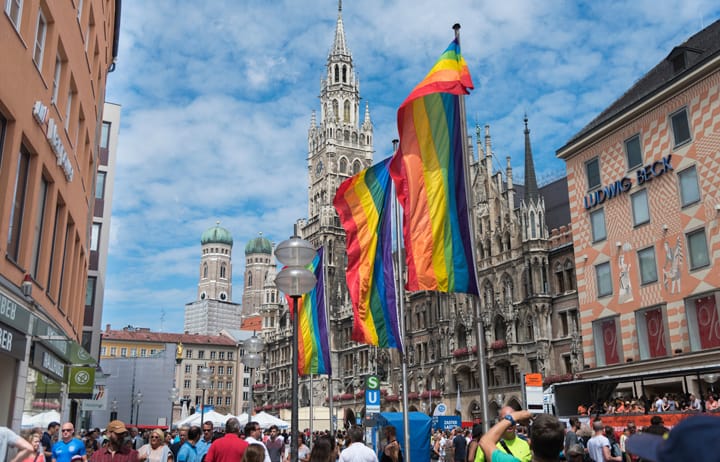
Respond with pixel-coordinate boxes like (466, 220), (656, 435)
(0, 0), (119, 428)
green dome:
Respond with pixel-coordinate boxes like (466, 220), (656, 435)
(245, 232), (273, 255)
(201, 222), (233, 246)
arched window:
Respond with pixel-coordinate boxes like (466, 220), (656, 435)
(555, 262), (565, 293)
(203, 263), (208, 279)
(332, 100), (339, 119)
(344, 130), (350, 141)
(530, 211), (536, 238)
(565, 260), (576, 290)
(344, 100), (351, 122)
(538, 212), (544, 237)
(342, 65), (347, 83)
(353, 160), (362, 174)
(248, 272), (253, 287)
(339, 157), (347, 173)
(220, 263), (227, 279)
(334, 64), (339, 82)
(525, 317), (535, 341)
(494, 316), (505, 341)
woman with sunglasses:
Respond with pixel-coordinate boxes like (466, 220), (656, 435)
(138, 430), (173, 462)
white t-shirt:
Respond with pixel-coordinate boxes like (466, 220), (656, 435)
(655, 398), (664, 412)
(1, 427), (21, 462)
(339, 443), (378, 462)
(587, 435), (610, 462)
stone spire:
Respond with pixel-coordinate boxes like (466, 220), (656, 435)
(331, 0), (350, 58)
(523, 114), (539, 203)
(362, 101), (372, 130)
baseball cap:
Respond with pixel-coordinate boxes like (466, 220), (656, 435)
(626, 415), (720, 462)
(107, 420), (129, 434)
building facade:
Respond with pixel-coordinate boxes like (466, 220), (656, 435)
(99, 326), (241, 423)
(184, 223), (242, 336)
(557, 20), (720, 393)
(0, 0), (119, 428)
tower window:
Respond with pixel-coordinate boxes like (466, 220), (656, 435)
(344, 100), (350, 123)
(342, 65), (347, 83)
(203, 263), (208, 278)
(220, 263), (227, 279)
(248, 272), (253, 287)
(334, 64), (339, 83)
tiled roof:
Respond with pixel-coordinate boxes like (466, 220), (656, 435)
(101, 329), (236, 346)
(561, 19), (720, 150)
(240, 316), (262, 331)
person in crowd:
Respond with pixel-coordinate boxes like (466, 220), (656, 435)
(689, 393), (702, 411)
(205, 418), (248, 462)
(706, 393), (720, 411)
(128, 429), (142, 451)
(196, 422), (213, 462)
(2, 426), (35, 462)
(264, 426), (284, 462)
(19, 430), (44, 462)
(293, 433), (311, 462)
(84, 430), (99, 455)
(618, 422), (635, 462)
(493, 407), (531, 462)
(243, 423), (270, 462)
(643, 417), (668, 437)
(52, 423), (87, 462)
(170, 428), (188, 460)
(242, 444), (267, 462)
(380, 425), (401, 462)
(479, 410), (564, 462)
(603, 427), (621, 461)
(306, 435), (332, 462)
(565, 444), (586, 462)
(564, 418), (582, 458)
(434, 430), (447, 462)
(91, 420), (138, 462)
(653, 396), (664, 413)
(138, 429), (172, 462)
(338, 426), (377, 462)
(452, 427), (466, 462)
(586, 420), (621, 462)
(176, 427), (200, 462)
(466, 425), (482, 462)
(626, 414), (720, 462)
(42, 423), (60, 461)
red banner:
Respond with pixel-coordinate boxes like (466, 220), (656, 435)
(602, 319), (620, 365)
(645, 308), (667, 358)
(696, 296), (720, 349)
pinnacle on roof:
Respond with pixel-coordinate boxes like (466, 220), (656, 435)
(331, 0), (350, 58)
(523, 114), (539, 202)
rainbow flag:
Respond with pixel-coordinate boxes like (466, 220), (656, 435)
(389, 38), (478, 295)
(295, 247), (331, 375)
(333, 158), (402, 351)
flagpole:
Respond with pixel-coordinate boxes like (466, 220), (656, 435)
(391, 139), (412, 460)
(453, 23), (491, 434)
(323, 244), (335, 436)
(309, 373), (314, 447)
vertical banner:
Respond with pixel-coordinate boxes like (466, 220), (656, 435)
(644, 308), (667, 358)
(68, 366), (95, 399)
(602, 319), (620, 365)
(696, 296), (720, 349)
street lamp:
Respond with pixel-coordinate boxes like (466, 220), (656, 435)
(198, 366), (211, 426)
(110, 398), (118, 421)
(275, 233), (316, 462)
(168, 387), (179, 430)
(133, 392), (143, 425)
(242, 333), (265, 414)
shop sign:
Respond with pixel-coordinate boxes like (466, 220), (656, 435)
(69, 341), (96, 366)
(81, 383), (108, 411)
(35, 373), (62, 397)
(0, 291), (32, 332)
(32, 343), (66, 382)
(33, 318), (70, 361)
(32, 100), (73, 182)
(68, 366), (94, 398)
(583, 154), (674, 210)
(0, 322), (28, 360)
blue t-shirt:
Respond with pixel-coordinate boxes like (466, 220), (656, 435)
(491, 450), (520, 462)
(176, 442), (198, 462)
(52, 438), (86, 462)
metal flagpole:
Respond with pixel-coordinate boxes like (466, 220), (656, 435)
(391, 139), (412, 459)
(454, 23), (491, 433)
(323, 244), (336, 436)
(309, 374), (314, 448)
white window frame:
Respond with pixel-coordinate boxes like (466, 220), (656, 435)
(635, 305), (669, 360)
(51, 55), (62, 104)
(590, 208), (607, 243)
(64, 89), (73, 130)
(678, 165), (701, 207)
(685, 292), (720, 352)
(4, 0), (23, 31)
(33, 10), (47, 70)
(596, 261), (612, 297)
(637, 246), (658, 285)
(630, 189), (650, 227)
(670, 108), (692, 147)
(90, 222), (100, 251)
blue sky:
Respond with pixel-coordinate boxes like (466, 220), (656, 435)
(102, 0), (720, 333)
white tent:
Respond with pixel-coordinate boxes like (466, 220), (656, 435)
(21, 410), (61, 428)
(175, 410), (229, 428)
(245, 411), (289, 429)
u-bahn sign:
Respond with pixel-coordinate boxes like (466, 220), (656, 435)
(366, 375), (380, 414)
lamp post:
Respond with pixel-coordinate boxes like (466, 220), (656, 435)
(242, 333), (265, 414)
(198, 366), (211, 426)
(133, 392), (143, 425)
(168, 387), (179, 430)
(275, 233), (317, 462)
(110, 398), (118, 421)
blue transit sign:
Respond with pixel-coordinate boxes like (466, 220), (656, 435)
(366, 389), (381, 414)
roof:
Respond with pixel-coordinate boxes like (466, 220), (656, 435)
(560, 19), (720, 152)
(245, 233), (273, 255)
(101, 329), (236, 346)
(201, 222), (233, 246)
(240, 316), (262, 331)
(510, 177), (571, 230)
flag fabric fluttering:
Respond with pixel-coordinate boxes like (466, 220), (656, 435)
(333, 157), (403, 352)
(389, 38), (478, 295)
(293, 247), (332, 375)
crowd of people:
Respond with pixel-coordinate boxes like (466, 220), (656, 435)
(4, 407), (719, 462)
(576, 391), (720, 416)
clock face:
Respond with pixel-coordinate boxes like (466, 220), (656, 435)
(200, 291), (206, 300)
(316, 160), (324, 175)
(220, 292), (227, 301)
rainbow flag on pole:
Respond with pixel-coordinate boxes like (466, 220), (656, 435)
(333, 158), (402, 351)
(296, 247), (331, 375)
(389, 38), (478, 295)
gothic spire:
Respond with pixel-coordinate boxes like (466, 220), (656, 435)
(331, 0), (350, 58)
(523, 114), (539, 202)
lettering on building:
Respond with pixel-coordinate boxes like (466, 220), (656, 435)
(31, 101), (74, 182)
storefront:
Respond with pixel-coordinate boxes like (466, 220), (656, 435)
(0, 289), (31, 427)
